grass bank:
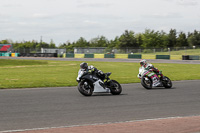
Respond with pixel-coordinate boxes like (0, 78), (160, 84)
(141, 48), (200, 55)
(0, 59), (200, 89)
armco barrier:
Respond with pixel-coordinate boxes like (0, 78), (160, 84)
(156, 55), (170, 59)
(15, 53), (20, 57)
(142, 54), (155, 59)
(75, 54), (84, 58)
(104, 54), (115, 58)
(20, 53), (57, 57)
(94, 54), (104, 58)
(115, 54), (128, 59)
(66, 53), (74, 58)
(170, 55), (182, 60)
(189, 55), (199, 60)
(182, 55), (189, 60)
(182, 55), (199, 60)
(4, 53), (11, 57)
(84, 54), (94, 58)
(11, 53), (16, 57)
(128, 54), (142, 59)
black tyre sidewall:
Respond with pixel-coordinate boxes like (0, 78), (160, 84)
(108, 80), (122, 95)
(141, 76), (152, 89)
(162, 76), (172, 88)
(78, 80), (93, 96)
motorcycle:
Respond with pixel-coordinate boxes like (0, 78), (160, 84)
(138, 67), (172, 89)
(76, 69), (122, 96)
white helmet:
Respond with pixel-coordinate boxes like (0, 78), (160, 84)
(140, 59), (147, 67)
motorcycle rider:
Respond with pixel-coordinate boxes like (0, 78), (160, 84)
(137, 59), (163, 79)
(79, 62), (105, 80)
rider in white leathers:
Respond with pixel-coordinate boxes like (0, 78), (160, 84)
(137, 59), (163, 79)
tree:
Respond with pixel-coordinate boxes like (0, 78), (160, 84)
(0, 40), (10, 44)
(135, 33), (143, 48)
(187, 30), (200, 47)
(117, 30), (138, 48)
(74, 37), (89, 47)
(49, 39), (56, 48)
(2, 28), (200, 50)
(167, 29), (177, 47)
(109, 36), (120, 48)
(176, 32), (188, 47)
(159, 30), (169, 48)
(141, 29), (163, 48)
(89, 36), (108, 47)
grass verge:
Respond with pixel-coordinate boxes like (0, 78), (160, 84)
(0, 59), (200, 89)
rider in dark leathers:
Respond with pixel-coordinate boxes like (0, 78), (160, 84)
(79, 62), (105, 80)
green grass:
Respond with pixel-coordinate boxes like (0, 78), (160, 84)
(108, 49), (200, 60)
(142, 48), (200, 55)
(0, 59), (200, 89)
(0, 59), (48, 66)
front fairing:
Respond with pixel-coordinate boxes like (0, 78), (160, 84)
(138, 67), (149, 77)
(77, 69), (97, 82)
(139, 67), (161, 87)
(77, 69), (85, 81)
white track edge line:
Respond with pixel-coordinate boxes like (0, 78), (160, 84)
(1, 115), (200, 133)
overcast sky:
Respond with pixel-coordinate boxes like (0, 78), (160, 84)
(0, 0), (200, 45)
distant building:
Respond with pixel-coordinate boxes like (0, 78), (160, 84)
(74, 47), (106, 54)
(41, 48), (66, 55)
(0, 44), (12, 52)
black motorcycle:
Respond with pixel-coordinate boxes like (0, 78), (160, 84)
(76, 69), (122, 96)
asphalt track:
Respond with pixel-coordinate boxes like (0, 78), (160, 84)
(0, 80), (200, 132)
(0, 57), (200, 132)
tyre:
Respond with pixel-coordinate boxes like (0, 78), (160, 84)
(162, 76), (172, 88)
(108, 80), (122, 95)
(78, 80), (94, 96)
(141, 76), (152, 89)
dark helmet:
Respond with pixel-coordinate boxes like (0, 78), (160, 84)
(80, 62), (88, 70)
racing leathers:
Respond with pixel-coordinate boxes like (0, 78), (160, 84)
(86, 65), (105, 80)
(137, 63), (163, 79)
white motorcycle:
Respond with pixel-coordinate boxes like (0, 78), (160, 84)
(76, 69), (122, 96)
(138, 67), (172, 89)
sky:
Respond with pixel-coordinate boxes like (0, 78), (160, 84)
(0, 0), (200, 45)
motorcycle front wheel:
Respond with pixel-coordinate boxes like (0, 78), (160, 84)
(141, 76), (152, 89)
(162, 76), (172, 88)
(78, 80), (94, 96)
(107, 80), (122, 95)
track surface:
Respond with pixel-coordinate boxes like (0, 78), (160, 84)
(0, 80), (200, 132)
(0, 57), (200, 132)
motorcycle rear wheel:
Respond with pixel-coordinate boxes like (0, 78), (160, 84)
(162, 76), (172, 88)
(78, 80), (94, 96)
(108, 80), (122, 95)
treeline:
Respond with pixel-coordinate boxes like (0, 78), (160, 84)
(0, 39), (56, 50)
(1, 29), (200, 52)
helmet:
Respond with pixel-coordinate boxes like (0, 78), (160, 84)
(80, 62), (88, 70)
(140, 59), (147, 67)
